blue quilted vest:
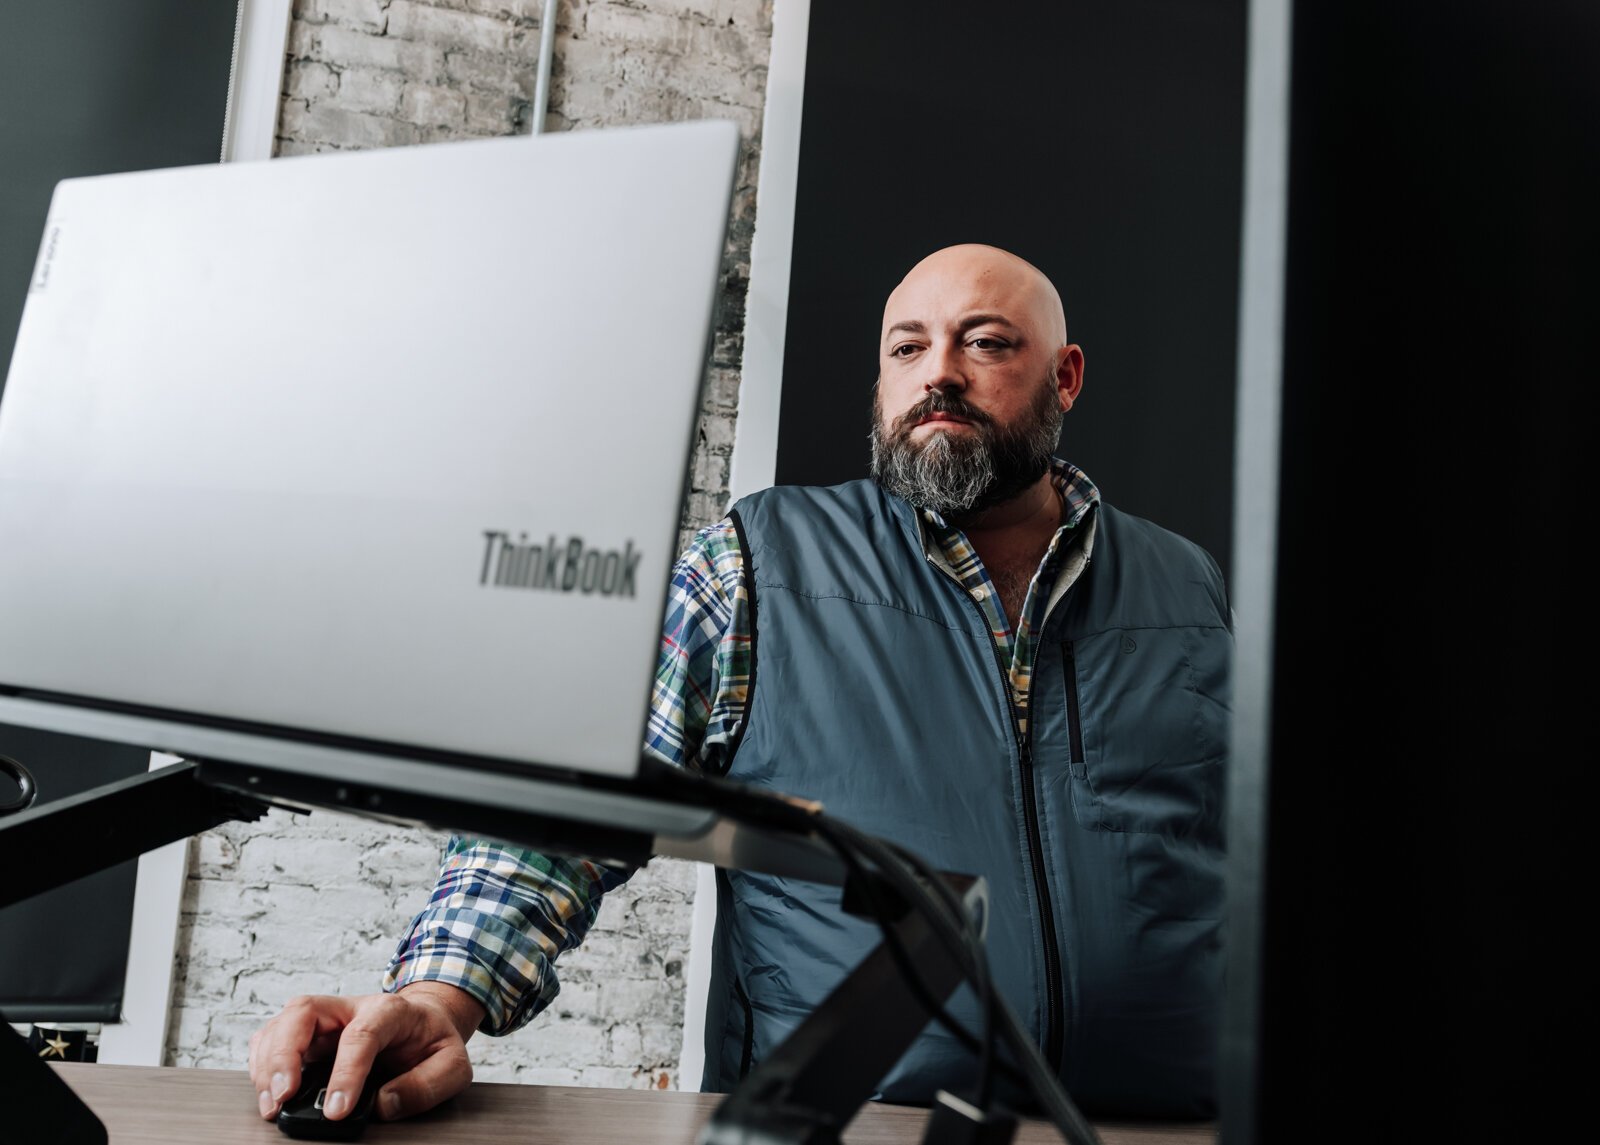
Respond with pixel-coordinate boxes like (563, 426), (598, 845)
(701, 480), (1230, 1118)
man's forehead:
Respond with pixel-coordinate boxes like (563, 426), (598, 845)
(882, 246), (1062, 339)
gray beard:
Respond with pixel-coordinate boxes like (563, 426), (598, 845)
(868, 379), (1063, 519)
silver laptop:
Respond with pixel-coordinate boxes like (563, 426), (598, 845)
(0, 120), (823, 870)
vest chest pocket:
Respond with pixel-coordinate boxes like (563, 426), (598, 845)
(1061, 628), (1228, 838)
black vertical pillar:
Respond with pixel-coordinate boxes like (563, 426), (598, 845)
(1237, 2), (1591, 1140)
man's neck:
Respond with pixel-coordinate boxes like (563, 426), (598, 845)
(947, 471), (1061, 542)
(947, 473), (1063, 628)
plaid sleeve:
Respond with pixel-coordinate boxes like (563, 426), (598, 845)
(646, 519), (749, 770)
(382, 837), (634, 1035)
(382, 520), (749, 1034)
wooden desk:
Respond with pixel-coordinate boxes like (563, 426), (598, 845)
(51, 1063), (1216, 1145)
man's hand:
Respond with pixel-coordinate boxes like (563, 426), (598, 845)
(248, 982), (485, 1123)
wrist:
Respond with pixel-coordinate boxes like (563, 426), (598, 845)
(396, 980), (486, 1043)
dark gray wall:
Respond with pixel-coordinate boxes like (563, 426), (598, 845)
(0, 0), (238, 1021)
(0, 727), (155, 1022)
(0, 0), (238, 398)
(776, 0), (1246, 580)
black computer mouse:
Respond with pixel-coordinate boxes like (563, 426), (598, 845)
(276, 1059), (384, 1141)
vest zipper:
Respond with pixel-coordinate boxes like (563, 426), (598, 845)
(934, 560), (1067, 1074)
(1015, 726), (1067, 1074)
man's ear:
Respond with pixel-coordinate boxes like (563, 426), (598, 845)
(1057, 345), (1086, 411)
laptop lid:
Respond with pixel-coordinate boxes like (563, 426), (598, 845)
(0, 120), (737, 794)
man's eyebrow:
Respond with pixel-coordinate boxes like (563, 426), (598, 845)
(883, 315), (1024, 341)
(957, 313), (1024, 334)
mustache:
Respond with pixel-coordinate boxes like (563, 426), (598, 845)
(890, 389), (995, 436)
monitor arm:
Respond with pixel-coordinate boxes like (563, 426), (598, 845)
(0, 761), (269, 1145)
(698, 871), (989, 1145)
(0, 761), (994, 1145)
(0, 761), (268, 908)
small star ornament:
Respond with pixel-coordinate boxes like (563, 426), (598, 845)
(38, 1033), (72, 1059)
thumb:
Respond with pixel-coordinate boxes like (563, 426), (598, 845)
(376, 1044), (473, 1121)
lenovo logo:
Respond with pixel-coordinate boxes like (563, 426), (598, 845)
(479, 531), (641, 597)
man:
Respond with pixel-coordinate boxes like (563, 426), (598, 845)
(249, 244), (1231, 1124)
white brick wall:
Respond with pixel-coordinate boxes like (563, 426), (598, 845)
(164, 0), (774, 1091)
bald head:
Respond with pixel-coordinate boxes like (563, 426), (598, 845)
(871, 243), (1086, 519)
(884, 244), (1068, 348)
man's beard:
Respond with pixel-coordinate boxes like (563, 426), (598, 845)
(869, 375), (1062, 519)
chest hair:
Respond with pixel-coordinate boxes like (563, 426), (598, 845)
(991, 561), (1036, 632)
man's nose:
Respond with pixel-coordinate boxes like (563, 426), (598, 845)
(920, 340), (968, 392)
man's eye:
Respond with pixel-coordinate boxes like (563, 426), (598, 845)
(968, 337), (1008, 351)
(890, 343), (921, 358)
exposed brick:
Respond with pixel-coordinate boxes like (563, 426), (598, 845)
(608, 1022), (644, 1062)
(691, 442), (728, 491)
(166, 1007), (213, 1063)
(585, 4), (691, 54)
(287, 18), (320, 59)
(358, 833), (451, 886)
(557, 77), (623, 126)
(191, 830), (239, 875)
(181, 923), (251, 969)
(447, 0), (554, 21)
(302, 0), (390, 33)
(307, 24), (448, 75)
(416, 123), (498, 145)
(641, 0), (763, 26)
(682, 488), (730, 528)
(294, 103), (421, 149)
(551, 31), (626, 85)
(444, 49), (538, 97)
(273, 139), (332, 159)
(237, 833), (378, 884)
(694, 96), (760, 138)
(335, 66), (406, 114)
(616, 49), (762, 110)
(685, 17), (765, 69)
(389, 0), (517, 54)
(463, 89), (521, 135)
(699, 412), (737, 451)
(640, 1021), (681, 1062)
(284, 59), (339, 101)
(513, 1065), (583, 1086)
(633, 0), (722, 21)
(582, 1066), (659, 1090)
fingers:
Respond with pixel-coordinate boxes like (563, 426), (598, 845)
(320, 994), (416, 1121)
(375, 1040), (474, 1121)
(303, 1030), (343, 1062)
(249, 994), (357, 1120)
(247, 989), (477, 1123)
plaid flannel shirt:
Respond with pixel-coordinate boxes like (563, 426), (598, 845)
(381, 460), (1100, 1035)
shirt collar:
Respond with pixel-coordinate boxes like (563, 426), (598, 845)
(917, 457), (1101, 534)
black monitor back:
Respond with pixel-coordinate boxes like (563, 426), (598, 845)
(1226, 3), (1589, 1141)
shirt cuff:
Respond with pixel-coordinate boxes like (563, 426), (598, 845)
(382, 908), (562, 1037)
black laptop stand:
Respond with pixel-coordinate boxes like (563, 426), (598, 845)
(0, 758), (990, 1145)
